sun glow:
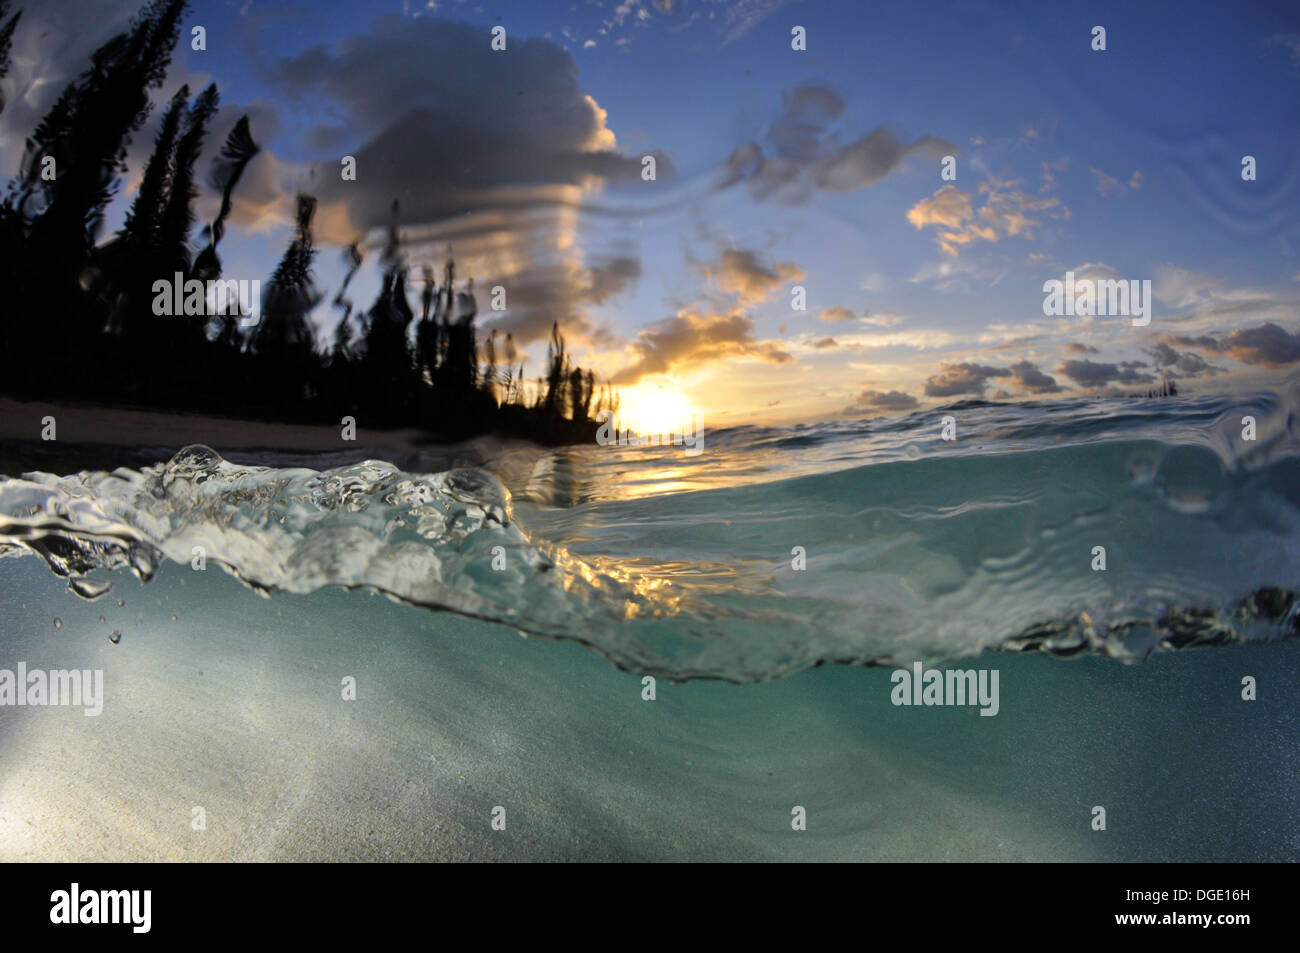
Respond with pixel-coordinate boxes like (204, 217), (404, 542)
(616, 383), (694, 436)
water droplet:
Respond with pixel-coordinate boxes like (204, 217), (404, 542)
(171, 613), (178, 621)
(53, 618), (62, 629)
(109, 630), (122, 645)
(99, 615), (106, 624)
(68, 577), (112, 600)
(117, 599), (125, 608)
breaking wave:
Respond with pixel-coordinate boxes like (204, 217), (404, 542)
(2, 387), (1300, 682)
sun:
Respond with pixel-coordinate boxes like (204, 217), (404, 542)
(618, 383), (693, 436)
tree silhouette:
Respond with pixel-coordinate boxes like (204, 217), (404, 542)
(16, 0), (186, 263)
(0, 0), (616, 447)
(122, 85), (188, 249)
(158, 82), (218, 275)
(194, 115), (260, 283)
(0, 3), (22, 114)
(255, 193), (320, 355)
(98, 83), (188, 335)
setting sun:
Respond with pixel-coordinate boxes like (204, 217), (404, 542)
(617, 382), (694, 436)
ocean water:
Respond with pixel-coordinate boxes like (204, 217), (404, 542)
(2, 389), (1299, 860)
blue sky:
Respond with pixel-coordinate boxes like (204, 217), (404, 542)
(3, 0), (1299, 429)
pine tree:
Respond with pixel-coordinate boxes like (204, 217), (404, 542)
(255, 193), (320, 355)
(18, 0), (187, 255)
(0, 3), (23, 114)
(193, 115), (260, 281)
(158, 82), (218, 274)
(121, 84), (188, 248)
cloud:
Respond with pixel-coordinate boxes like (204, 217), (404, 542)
(1149, 314), (1300, 369)
(819, 306), (903, 326)
(907, 255), (997, 293)
(695, 249), (804, 306)
(1266, 33), (1300, 69)
(846, 389), (920, 413)
(1091, 168), (1119, 196)
(1056, 358), (1154, 389)
(820, 306), (856, 323)
(584, 255), (643, 304)
(923, 362), (1011, 397)
(1153, 266), (1227, 310)
(908, 177), (1065, 256)
(907, 184), (972, 230)
(1158, 333), (1223, 352)
(976, 178), (1065, 238)
(254, 14), (668, 346)
(1220, 323), (1300, 368)
(792, 328), (954, 352)
(1066, 261), (1127, 283)
(1008, 360), (1062, 394)
(611, 309), (793, 384)
(1144, 341), (1223, 377)
(0, 0), (142, 176)
(1090, 167), (1141, 197)
(717, 84), (954, 204)
(815, 130), (953, 193)
(1065, 342), (1099, 354)
(721, 0), (799, 43)
(1040, 156), (1069, 192)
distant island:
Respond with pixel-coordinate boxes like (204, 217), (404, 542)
(0, 0), (617, 446)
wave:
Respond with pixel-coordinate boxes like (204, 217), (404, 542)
(3, 392), (1300, 682)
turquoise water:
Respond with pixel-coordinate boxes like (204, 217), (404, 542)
(1, 389), (1299, 859)
(0, 557), (1295, 861)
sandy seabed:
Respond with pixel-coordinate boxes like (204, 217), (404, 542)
(0, 555), (1296, 862)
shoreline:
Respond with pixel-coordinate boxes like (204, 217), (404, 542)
(0, 398), (542, 474)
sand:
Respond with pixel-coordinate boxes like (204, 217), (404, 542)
(0, 555), (1295, 861)
(0, 397), (541, 474)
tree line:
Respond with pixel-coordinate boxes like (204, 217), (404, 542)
(0, 0), (618, 443)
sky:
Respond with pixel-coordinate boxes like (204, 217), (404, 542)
(3, 0), (1299, 433)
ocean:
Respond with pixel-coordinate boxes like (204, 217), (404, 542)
(1, 389), (1298, 860)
